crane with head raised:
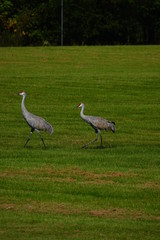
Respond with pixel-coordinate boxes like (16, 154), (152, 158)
(19, 91), (53, 148)
(76, 103), (115, 148)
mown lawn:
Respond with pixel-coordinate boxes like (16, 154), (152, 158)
(0, 46), (160, 239)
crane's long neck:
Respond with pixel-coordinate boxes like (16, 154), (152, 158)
(21, 94), (29, 119)
(80, 104), (87, 120)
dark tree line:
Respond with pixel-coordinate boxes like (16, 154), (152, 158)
(0, 0), (160, 46)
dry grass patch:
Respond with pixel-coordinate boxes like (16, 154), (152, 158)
(142, 181), (160, 189)
(0, 167), (137, 186)
(1, 202), (159, 221)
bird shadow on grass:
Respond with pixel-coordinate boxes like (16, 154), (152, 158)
(82, 144), (116, 150)
(22, 145), (46, 150)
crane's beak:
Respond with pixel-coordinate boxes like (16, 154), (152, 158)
(73, 104), (79, 110)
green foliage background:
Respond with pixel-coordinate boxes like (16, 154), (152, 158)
(0, 0), (160, 46)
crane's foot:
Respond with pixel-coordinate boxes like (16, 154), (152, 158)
(82, 145), (87, 149)
(81, 136), (98, 149)
(99, 145), (105, 149)
(24, 139), (30, 148)
(41, 139), (46, 149)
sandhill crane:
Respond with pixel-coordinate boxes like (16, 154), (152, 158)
(76, 103), (115, 148)
(19, 91), (53, 148)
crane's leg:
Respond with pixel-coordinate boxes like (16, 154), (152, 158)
(24, 128), (34, 148)
(98, 129), (103, 147)
(82, 131), (98, 148)
(35, 129), (46, 148)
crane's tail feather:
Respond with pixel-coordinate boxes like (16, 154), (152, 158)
(107, 121), (115, 133)
(111, 125), (116, 133)
(46, 121), (53, 135)
(111, 121), (116, 133)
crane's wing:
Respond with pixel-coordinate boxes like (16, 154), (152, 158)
(25, 112), (53, 134)
(87, 116), (115, 132)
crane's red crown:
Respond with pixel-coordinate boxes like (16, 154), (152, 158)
(19, 91), (24, 95)
(78, 103), (82, 107)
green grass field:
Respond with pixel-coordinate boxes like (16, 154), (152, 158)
(0, 46), (160, 239)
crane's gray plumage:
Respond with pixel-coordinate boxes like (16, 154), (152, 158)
(19, 91), (53, 148)
(77, 103), (115, 148)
